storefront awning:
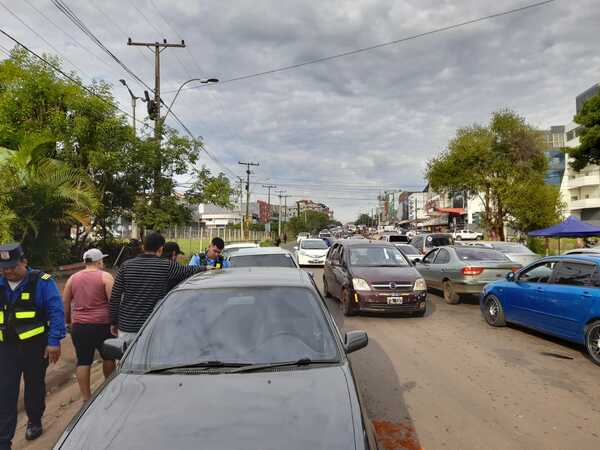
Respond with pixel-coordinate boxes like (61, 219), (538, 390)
(434, 207), (465, 215)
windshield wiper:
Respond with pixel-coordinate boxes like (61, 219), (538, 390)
(144, 360), (250, 374)
(230, 358), (336, 373)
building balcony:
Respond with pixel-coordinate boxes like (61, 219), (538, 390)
(570, 198), (600, 210)
(568, 174), (600, 189)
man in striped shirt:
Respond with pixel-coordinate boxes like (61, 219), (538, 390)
(109, 233), (206, 343)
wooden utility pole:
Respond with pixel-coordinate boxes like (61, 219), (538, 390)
(238, 161), (259, 238)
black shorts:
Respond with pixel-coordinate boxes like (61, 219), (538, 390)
(71, 323), (114, 366)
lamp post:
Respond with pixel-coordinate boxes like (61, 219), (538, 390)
(161, 78), (219, 125)
(119, 79), (145, 137)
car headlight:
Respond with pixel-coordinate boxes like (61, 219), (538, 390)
(413, 278), (427, 291)
(352, 278), (371, 291)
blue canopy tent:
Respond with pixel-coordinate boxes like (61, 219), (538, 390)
(528, 216), (600, 254)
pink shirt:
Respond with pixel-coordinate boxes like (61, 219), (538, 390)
(70, 270), (110, 324)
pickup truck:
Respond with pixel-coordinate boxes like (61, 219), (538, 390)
(452, 229), (483, 240)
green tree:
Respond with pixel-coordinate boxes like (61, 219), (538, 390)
(355, 213), (372, 226)
(567, 91), (600, 170)
(287, 211), (331, 236)
(427, 110), (562, 239)
(0, 135), (99, 266)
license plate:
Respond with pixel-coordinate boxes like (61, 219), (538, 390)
(387, 296), (403, 305)
(310, 260), (321, 263)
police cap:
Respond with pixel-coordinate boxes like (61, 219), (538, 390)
(0, 242), (24, 268)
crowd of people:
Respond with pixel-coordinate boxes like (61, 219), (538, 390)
(0, 232), (227, 450)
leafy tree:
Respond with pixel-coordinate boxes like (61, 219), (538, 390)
(287, 211), (331, 236)
(427, 110), (562, 239)
(567, 91), (600, 170)
(355, 213), (372, 226)
(0, 135), (99, 266)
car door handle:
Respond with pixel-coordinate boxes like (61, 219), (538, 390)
(535, 286), (544, 292)
(582, 291), (592, 297)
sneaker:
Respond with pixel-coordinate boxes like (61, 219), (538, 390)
(25, 422), (43, 441)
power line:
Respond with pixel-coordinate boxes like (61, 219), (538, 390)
(165, 0), (558, 94)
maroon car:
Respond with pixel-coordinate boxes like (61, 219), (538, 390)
(323, 240), (427, 316)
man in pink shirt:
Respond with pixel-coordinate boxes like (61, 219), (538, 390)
(63, 249), (116, 401)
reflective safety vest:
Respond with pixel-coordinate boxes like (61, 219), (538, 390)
(0, 271), (49, 343)
(195, 252), (224, 269)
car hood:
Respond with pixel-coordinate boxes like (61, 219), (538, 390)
(56, 366), (356, 450)
(350, 265), (420, 283)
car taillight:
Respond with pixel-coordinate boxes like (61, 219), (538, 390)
(511, 267), (520, 273)
(462, 266), (484, 276)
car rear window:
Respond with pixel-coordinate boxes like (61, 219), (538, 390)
(229, 254), (297, 268)
(425, 236), (452, 247)
(491, 243), (535, 254)
(455, 248), (510, 261)
(301, 240), (328, 249)
(389, 235), (409, 243)
(397, 244), (419, 255)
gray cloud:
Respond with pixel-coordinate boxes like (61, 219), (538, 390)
(2, 0), (599, 221)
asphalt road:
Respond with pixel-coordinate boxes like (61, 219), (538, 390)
(305, 266), (600, 450)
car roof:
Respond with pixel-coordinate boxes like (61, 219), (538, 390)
(228, 247), (293, 256)
(542, 254), (600, 263)
(224, 242), (259, 249)
(174, 267), (313, 291)
(338, 240), (398, 248)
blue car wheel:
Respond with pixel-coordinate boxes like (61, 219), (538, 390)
(585, 321), (600, 366)
(483, 295), (506, 327)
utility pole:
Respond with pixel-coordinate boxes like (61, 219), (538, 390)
(263, 184), (277, 235)
(281, 194), (291, 236)
(127, 38), (185, 206)
(237, 177), (244, 239)
(238, 161), (259, 238)
(277, 190), (286, 237)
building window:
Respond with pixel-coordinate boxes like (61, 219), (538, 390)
(572, 196), (579, 201)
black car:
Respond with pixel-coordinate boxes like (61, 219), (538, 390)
(409, 233), (453, 255)
(53, 268), (377, 450)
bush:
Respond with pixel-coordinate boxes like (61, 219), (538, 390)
(260, 239), (274, 247)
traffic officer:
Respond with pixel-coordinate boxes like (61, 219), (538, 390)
(0, 243), (65, 450)
(188, 237), (230, 268)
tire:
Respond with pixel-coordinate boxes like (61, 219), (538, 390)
(323, 276), (331, 298)
(585, 320), (600, 366)
(342, 288), (357, 316)
(455, 235), (461, 241)
(413, 309), (426, 317)
(476, 235), (483, 241)
(483, 295), (506, 327)
(442, 280), (460, 304)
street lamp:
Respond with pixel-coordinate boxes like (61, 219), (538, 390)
(161, 78), (219, 125)
(119, 79), (145, 137)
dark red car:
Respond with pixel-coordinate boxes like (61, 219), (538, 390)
(323, 240), (427, 316)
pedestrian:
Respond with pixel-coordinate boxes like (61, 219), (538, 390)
(161, 241), (185, 262)
(0, 243), (65, 449)
(62, 249), (115, 402)
(109, 232), (207, 345)
(283, 232), (288, 244)
(188, 237), (230, 268)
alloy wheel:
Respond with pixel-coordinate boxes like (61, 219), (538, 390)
(587, 322), (600, 365)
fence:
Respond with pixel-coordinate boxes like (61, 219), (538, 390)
(163, 226), (271, 256)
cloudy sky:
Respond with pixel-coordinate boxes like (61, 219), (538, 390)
(1, 0), (599, 221)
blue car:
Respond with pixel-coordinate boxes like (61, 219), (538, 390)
(480, 255), (600, 365)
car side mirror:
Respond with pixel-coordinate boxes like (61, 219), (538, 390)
(344, 330), (368, 353)
(412, 258), (420, 264)
(102, 338), (127, 360)
(506, 272), (515, 282)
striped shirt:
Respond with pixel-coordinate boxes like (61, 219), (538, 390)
(109, 253), (206, 333)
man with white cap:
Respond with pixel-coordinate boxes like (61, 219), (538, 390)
(62, 248), (116, 401)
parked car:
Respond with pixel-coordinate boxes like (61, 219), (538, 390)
(379, 233), (410, 244)
(563, 246), (600, 256)
(409, 233), (453, 254)
(221, 242), (260, 259)
(296, 232), (310, 243)
(228, 247), (299, 268)
(323, 240), (427, 316)
(294, 238), (329, 266)
(395, 243), (423, 262)
(319, 229), (333, 238)
(415, 246), (520, 304)
(466, 241), (541, 266)
(452, 229), (483, 240)
(480, 255), (600, 366)
(53, 268), (376, 449)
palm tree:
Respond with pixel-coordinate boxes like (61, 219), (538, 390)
(0, 135), (99, 266)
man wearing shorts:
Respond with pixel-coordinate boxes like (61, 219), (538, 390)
(63, 249), (115, 401)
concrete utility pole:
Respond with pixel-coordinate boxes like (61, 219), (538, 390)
(282, 194), (291, 233)
(238, 161), (259, 238)
(238, 177), (244, 239)
(263, 184), (277, 234)
(277, 190), (286, 237)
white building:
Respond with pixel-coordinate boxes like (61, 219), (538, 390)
(195, 203), (243, 227)
(408, 192), (427, 222)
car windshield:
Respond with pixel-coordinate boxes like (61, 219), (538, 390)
(122, 287), (340, 372)
(349, 246), (409, 267)
(397, 244), (420, 255)
(455, 248), (510, 261)
(389, 235), (409, 242)
(426, 235), (452, 247)
(301, 239), (328, 249)
(490, 243), (535, 254)
(229, 254), (297, 268)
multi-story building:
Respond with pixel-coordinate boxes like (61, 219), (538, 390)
(408, 192), (427, 223)
(296, 199), (332, 219)
(539, 125), (567, 186)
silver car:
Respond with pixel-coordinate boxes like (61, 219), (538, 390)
(414, 246), (520, 304)
(228, 247), (299, 268)
(464, 241), (540, 266)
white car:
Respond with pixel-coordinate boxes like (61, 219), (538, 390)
(296, 232), (310, 244)
(452, 229), (483, 240)
(221, 242), (260, 259)
(294, 238), (329, 266)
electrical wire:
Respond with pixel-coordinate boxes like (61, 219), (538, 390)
(164, 0), (558, 94)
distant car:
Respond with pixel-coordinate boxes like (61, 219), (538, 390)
(294, 238), (329, 266)
(221, 242), (260, 259)
(379, 234), (410, 244)
(395, 244), (423, 262)
(228, 247), (299, 268)
(349, 235), (366, 240)
(415, 246), (520, 304)
(296, 232), (310, 243)
(481, 255), (600, 366)
(323, 240), (427, 316)
(54, 268), (377, 449)
(563, 246), (600, 256)
(452, 229), (483, 240)
(319, 230), (332, 238)
(466, 241), (540, 266)
(409, 233), (453, 254)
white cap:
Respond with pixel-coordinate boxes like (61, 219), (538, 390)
(83, 248), (108, 262)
